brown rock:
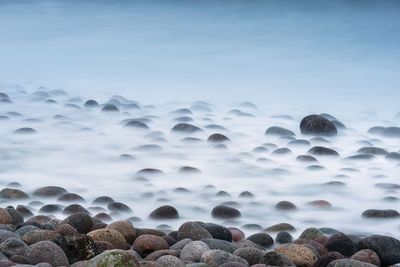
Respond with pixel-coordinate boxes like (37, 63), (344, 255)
(0, 188), (29, 200)
(95, 241), (114, 253)
(274, 244), (318, 267)
(132, 234), (170, 258)
(56, 224), (79, 236)
(106, 220), (136, 244)
(87, 228), (127, 249)
(228, 227), (245, 242)
(0, 208), (12, 224)
(350, 249), (381, 266)
(22, 230), (61, 245)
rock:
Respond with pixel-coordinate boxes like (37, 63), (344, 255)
(350, 249), (380, 266)
(219, 262), (248, 267)
(307, 200), (332, 208)
(15, 225), (40, 238)
(62, 212), (93, 234)
(358, 235), (400, 266)
(132, 234), (170, 258)
(274, 244), (318, 267)
(52, 234), (98, 264)
(180, 241), (210, 262)
(87, 228), (127, 249)
(39, 204), (63, 214)
(156, 255), (184, 267)
(362, 209), (400, 218)
(211, 205), (241, 219)
(177, 222), (212, 241)
(106, 220), (136, 244)
(0, 189), (29, 200)
(144, 249), (179, 261)
(149, 205), (179, 219)
(84, 249), (139, 267)
(260, 251), (295, 266)
(107, 202), (132, 212)
(326, 232), (356, 257)
(247, 233), (274, 248)
(299, 228), (324, 240)
(101, 104), (119, 112)
(276, 231), (293, 244)
(57, 193), (84, 202)
(0, 208), (12, 224)
(207, 133), (230, 143)
(63, 204), (89, 215)
(170, 238), (192, 250)
(125, 120), (150, 129)
(293, 239), (328, 257)
(300, 115), (338, 136)
(297, 155), (319, 162)
(264, 223), (296, 232)
(233, 247), (263, 265)
(200, 223), (232, 242)
(29, 241), (69, 266)
(0, 260), (16, 266)
(275, 201), (297, 211)
(265, 127), (295, 137)
(14, 127), (37, 134)
(272, 148), (292, 155)
(56, 224), (79, 236)
(92, 196), (114, 205)
(178, 166), (201, 174)
(228, 227), (245, 242)
(357, 147), (388, 155)
(201, 238), (235, 253)
(312, 252), (345, 267)
(308, 146), (340, 156)
(32, 186), (67, 197)
(171, 123), (202, 133)
(327, 259), (377, 267)
(9, 254), (30, 264)
(5, 208), (24, 226)
(16, 205), (34, 218)
(95, 241), (114, 253)
(23, 230), (60, 245)
(0, 237), (29, 258)
(200, 249), (248, 266)
(84, 99), (99, 107)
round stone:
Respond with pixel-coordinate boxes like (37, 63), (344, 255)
(29, 241), (69, 266)
(211, 205), (241, 219)
(132, 234), (170, 258)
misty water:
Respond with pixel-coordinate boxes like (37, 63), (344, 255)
(1, 0), (400, 241)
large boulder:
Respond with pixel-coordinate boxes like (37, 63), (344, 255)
(300, 115), (338, 136)
(358, 235), (400, 266)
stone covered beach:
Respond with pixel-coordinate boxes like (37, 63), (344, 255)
(0, 88), (399, 266)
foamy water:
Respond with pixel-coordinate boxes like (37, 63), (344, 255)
(0, 87), (399, 239)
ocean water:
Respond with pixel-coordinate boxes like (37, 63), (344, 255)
(0, 0), (400, 239)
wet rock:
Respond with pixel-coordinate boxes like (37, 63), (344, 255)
(350, 249), (380, 266)
(327, 259), (377, 267)
(84, 249), (139, 267)
(57, 193), (84, 202)
(23, 230), (60, 245)
(207, 133), (230, 143)
(125, 120), (150, 129)
(275, 201), (297, 211)
(200, 249), (248, 266)
(144, 249), (179, 261)
(156, 255), (184, 266)
(132, 234), (170, 258)
(39, 204), (63, 214)
(201, 238), (235, 253)
(24, 215), (52, 228)
(247, 233), (274, 248)
(62, 212), (93, 234)
(4, 208), (23, 227)
(14, 127), (37, 134)
(264, 223), (296, 232)
(29, 241), (69, 266)
(274, 244), (318, 267)
(107, 202), (132, 212)
(149, 205), (179, 219)
(297, 155), (318, 162)
(272, 148), (292, 155)
(358, 235), (400, 266)
(84, 99), (99, 107)
(211, 205), (241, 219)
(15, 225), (40, 237)
(308, 146), (339, 156)
(239, 191), (254, 198)
(63, 204), (89, 215)
(265, 127), (295, 137)
(87, 228), (127, 249)
(276, 231), (293, 244)
(0, 260), (15, 266)
(106, 220), (136, 244)
(0, 208), (12, 224)
(307, 200), (332, 208)
(300, 115), (338, 136)
(233, 247), (263, 265)
(326, 232), (356, 257)
(312, 252), (344, 267)
(171, 123), (202, 133)
(55, 224), (79, 236)
(170, 238), (192, 250)
(33, 186), (67, 197)
(362, 209), (400, 218)
(201, 223), (232, 242)
(294, 239), (328, 257)
(101, 104), (119, 112)
(260, 251), (295, 266)
(299, 228), (324, 240)
(0, 230), (19, 244)
(228, 227), (245, 242)
(92, 196), (114, 205)
(180, 241), (210, 262)
(0, 237), (28, 258)
(0, 189), (29, 200)
(52, 234), (98, 264)
(357, 147), (388, 155)
(178, 166), (201, 174)
(177, 222), (212, 241)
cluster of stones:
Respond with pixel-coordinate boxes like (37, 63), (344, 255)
(0, 207), (399, 267)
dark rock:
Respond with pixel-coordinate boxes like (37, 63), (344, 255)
(275, 201), (297, 211)
(312, 251), (344, 267)
(207, 133), (230, 143)
(156, 255), (183, 266)
(233, 247), (263, 265)
(200, 223), (232, 242)
(29, 241), (69, 266)
(212, 205), (241, 219)
(0, 237), (28, 258)
(33, 186), (67, 197)
(178, 166), (200, 173)
(149, 205), (179, 219)
(144, 249), (179, 261)
(84, 99), (99, 107)
(247, 233), (274, 248)
(350, 249), (380, 266)
(13, 127), (37, 134)
(0, 189), (29, 200)
(52, 234), (98, 264)
(177, 222), (212, 241)
(62, 212), (93, 234)
(265, 127), (295, 137)
(327, 259), (377, 267)
(16, 205), (34, 219)
(294, 239), (328, 257)
(300, 115), (338, 136)
(87, 228), (127, 249)
(264, 223), (296, 232)
(358, 235), (400, 266)
(297, 155), (318, 162)
(299, 228), (324, 240)
(180, 240), (209, 262)
(201, 238), (235, 253)
(4, 208), (23, 227)
(107, 202), (132, 212)
(106, 220), (136, 244)
(101, 104), (119, 112)
(63, 204), (89, 215)
(39, 204), (63, 214)
(385, 152), (400, 161)
(326, 232), (356, 257)
(23, 230), (60, 245)
(132, 234), (170, 258)
(24, 215), (52, 228)
(57, 193), (84, 202)
(362, 209), (400, 218)
(92, 196), (114, 205)
(84, 249), (140, 266)
(308, 146), (339, 156)
(15, 225), (40, 237)
(171, 123), (202, 133)
(200, 249), (248, 266)
(272, 148), (292, 155)
(228, 227), (245, 242)
(357, 146), (388, 155)
(260, 251), (295, 266)
(125, 120), (150, 129)
(276, 231), (293, 244)
(0, 230), (19, 244)
(55, 224), (78, 236)
(0, 208), (12, 225)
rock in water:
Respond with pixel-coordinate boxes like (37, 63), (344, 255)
(358, 235), (400, 266)
(300, 115), (338, 136)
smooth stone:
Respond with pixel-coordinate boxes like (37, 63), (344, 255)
(300, 115), (338, 136)
(233, 247), (263, 265)
(87, 228), (127, 249)
(52, 234), (98, 264)
(327, 259), (377, 267)
(362, 209), (400, 218)
(0, 189), (29, 200)
(15, 225), (40, 237)
(156, 255), (184, 267)
(308, 146), (339, 156)
(180, 241), (210, 262)
(358, 235), (400, 266)
(276, 231), (293, 244)
(177, 222), (212, 241)
(56, 224), (79, 236)
(171, 123), (202, 133)
(32, 186), (67, 197)
(84, 249), (139, 267)
(106, 220), (136, 244)
(207, 133), (230, 143)
(23, 230), (60, 245)
(200, 223), (232, 242)
(0, 237), (28, 258)
(350, 249), (380, 267)
(57, 193), (84, 202)
(247, 233), (274, 248)
(275, 201), (297, 211)
(265, 126), (295, 137)
(274, 244), (318, 267)
(260, 251), (295, 266)
(312, 251), (345, 267)
(0, 208), (12, 225)
(107, 202), (132, 212)
(326, 232), (356, 257)
(200, 249), (248, 266)
(212, 205), (241, 219)
(29, 241), (69, 266)
(132, 234), (170, 258)
(149, 205), (179, 219)
(201, 238), (235, 253)
(299, 228), (324, 240)
(61, 212), (93, 234)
